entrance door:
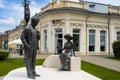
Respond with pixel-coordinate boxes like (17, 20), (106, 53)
(54, 28), (63, 54)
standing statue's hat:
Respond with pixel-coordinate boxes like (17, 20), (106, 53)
(31, 14), (39, 22)
(64, 34), (73, 40)
(31, 14), (39, 26)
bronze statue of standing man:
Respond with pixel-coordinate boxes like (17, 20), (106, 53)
(21, 0), (40, 79)
(21, 16), (40, 79)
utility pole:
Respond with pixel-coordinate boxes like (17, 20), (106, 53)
(22, 0), (30, 26)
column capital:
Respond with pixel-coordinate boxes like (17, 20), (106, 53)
(65, 17), (70, 21)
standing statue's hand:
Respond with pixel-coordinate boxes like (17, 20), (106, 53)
(26, 45), (30, 48)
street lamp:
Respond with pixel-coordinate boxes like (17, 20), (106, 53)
(22, 0), (30, 26)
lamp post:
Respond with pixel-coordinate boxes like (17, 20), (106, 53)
(22, 0), (30, 26)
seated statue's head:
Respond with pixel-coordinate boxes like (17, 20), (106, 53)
(64, 34), (73, 41)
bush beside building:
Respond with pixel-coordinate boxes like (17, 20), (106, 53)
(112, 41), (120, 58)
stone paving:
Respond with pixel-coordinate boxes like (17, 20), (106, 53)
(0, 53), (120, 80)
(8, 53), (49, 59)
(0, 76), (4, 80)
(80, 55), (120, 72)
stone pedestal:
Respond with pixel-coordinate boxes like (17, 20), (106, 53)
(42, 55), (61, 68)
(3, 66), (101, 80)
(70, 57), (81, 71)
(43, 55), (81, 71)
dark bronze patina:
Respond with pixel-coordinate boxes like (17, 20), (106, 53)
(59, 34), (75, 71)
(21, 14), (40, 79)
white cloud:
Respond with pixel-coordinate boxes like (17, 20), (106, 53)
(0, 17), (15, 25)
(11, 4), (23, 12)
(31, 1), (37, 6)
(0, 0), (5, 8)
(0, 27), (12, 33)
(4, 1), (41, 25)
(30, 7), (41, 17)
(86, 0), (120, 6)
(0, 0), (41, 33)
(30, 1), (41, 17)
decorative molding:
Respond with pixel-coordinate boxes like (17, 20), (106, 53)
(115, 26), (120, 30)
(87, 24), (108, 29)
(53, 22), (65, 27)
(41, 18), (109, 25)
(111, 22), (120, 25)
(71, 23), (83, 28)
(42, 24), (48, 29)
(87, 19), (108, 23)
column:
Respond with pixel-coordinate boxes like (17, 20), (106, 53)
(110, 25), (115, 43)
(96, 27), (100, 52)
(41, 28), (44, 52)
(109, 24), (114, 53)
(65, 18), (70, 34)
(57, 0), (60, 5)
(106, 29), (109, 53)
(48, 21), (52, 53)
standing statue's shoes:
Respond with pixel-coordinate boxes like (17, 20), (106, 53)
(34, 74), (40, 77)
(28, 76), (36, 79)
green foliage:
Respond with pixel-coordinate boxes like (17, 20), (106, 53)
(108, 57), (120, 61)
(112, 41), (120, 58)
(0, 59), (44, 76)
(81, 61), (120, 80)
(0, 50), (9, 60)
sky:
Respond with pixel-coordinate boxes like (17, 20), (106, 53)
(0, 0), (120, 33)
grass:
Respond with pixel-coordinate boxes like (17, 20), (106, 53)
(81, 61), (120, 80)
(107, 57), (120, 61)
(0, 59), (120, 80)
(0, 59), (44, 76)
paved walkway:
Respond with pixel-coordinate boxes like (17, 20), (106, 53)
(0, 76), (4, 80)
(80, 55), (120, 72)
(8, 53), (49, 59)
(0, 53), (120, 80)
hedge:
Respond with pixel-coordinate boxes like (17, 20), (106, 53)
(112, 41), (120, 58)
(0, 50), (9, 60)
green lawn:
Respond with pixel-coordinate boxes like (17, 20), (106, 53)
(0, 59), (44, 76)
(0, 59), (120, 80)
(81, 61), (120, 80)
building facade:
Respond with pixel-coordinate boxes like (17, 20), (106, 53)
(0, 31), (9, 49)
(37, 0), (120, 55)
(8, 20), (24, 51)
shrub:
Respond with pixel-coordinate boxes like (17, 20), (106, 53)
(112, 41), (120, 58)
(0, 50), (9, 60)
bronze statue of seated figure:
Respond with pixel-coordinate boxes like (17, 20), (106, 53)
(59, 34), (75, 71)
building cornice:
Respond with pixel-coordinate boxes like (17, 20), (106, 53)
(39, 7), (120, 18)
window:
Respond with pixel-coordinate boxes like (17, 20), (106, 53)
(100, 31), (106, 51)
(43, 30), (47, 51)
(73, 29), (80, 51)
(117, 32), (120, 41)
(54, 28), (63, 54)
(89, 30), (95, 51)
